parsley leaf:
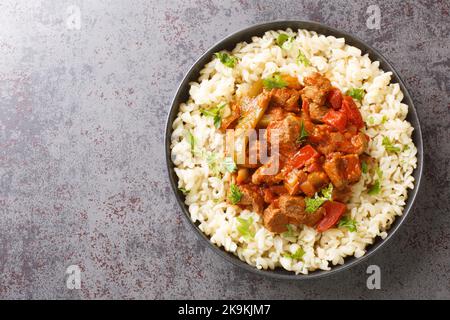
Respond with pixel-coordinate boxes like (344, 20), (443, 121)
(179, 187), (189, 195)
(296, 121), (309, 144)
(376, 167), (383, 179)
(305, 197), (326, 214)
(305, 184), (333, 213)
(321, 183), (333, 199)
(297, 50), (310, 66)
(214, 52), (238, 68)
(229, 183), (242, 204)
(262, 73), (287, 89)
(382, 136), (401, 153)
(201, 103), (226, 129)
(346, 88), (365, 102)
(236, 216), (255, 240)
(282, 224), (296, 238)
(381, 115), (388, 124)
(361, 161), (368, 174)
(283, 248), (305, 261)
(338, 216), (357, 232)
(368, 167), (383, 195)
(276, 33), (293, 48)
(187, 130), (195, 155)
(368, 180), (381, 195)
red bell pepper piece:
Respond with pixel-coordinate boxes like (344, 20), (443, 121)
(328, 88), (343, 110)
(301, 99), (309, 114)
(288, 145), (320, 170)
(322, 109), (348, 132)
(316, 201), (347, 232)
(342, 96), (364, 129)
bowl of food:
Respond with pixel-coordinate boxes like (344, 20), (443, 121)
(165, 21), (423, 279)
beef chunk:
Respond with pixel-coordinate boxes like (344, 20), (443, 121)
(266, 114), (302, 153)
(303, 206), (326, 227)
(308, 103), (330, 123)
(238, 184), (265, 215)
(338, 132), (369, 155)
(301, 72), (332, 122)
(302, 72), (332, 106)
(271, 88), (301, 112)
(332, 185), (352, 202)
(278, 195), (325, 227)
(263, 205), (289, 233)
(263, 194), (326, 233)
(323, 153), (362, 190)
(310, 125), (368, 156)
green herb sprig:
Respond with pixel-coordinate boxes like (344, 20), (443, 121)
(201, 103), (226, 128)
(382, 136), (401, 153)
(346, 88), (365, 102)
(297, 50), (310, 66)
(368, 167), (383, 195)
(338, 216), (357, 232)
(305, 184), (333, 213)
(229, 183), (242, 205)
(296, 121), (309, 145)
(214, 52), (238, 68)
(236, 216), (255, 240)
(262, 73), (287, 89)
(283, 248), (305, 261)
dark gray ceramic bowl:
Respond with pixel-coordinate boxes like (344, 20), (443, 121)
(165, 21), (423, 280)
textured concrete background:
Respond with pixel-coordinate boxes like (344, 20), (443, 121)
(0, 0), (449, 299)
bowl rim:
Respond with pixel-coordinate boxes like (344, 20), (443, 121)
(164, 20), (423, 280)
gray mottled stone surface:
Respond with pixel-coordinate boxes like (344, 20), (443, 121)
(0, 0), (449, 299)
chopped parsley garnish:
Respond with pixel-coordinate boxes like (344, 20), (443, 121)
(228, 183), (242, 205)
(368, 180), (381, 195)
(283, 248), (305, 261)
(276, 33), (293, 48)
(201, 103), (226, 128)
(296, 121), (309, 144)
(338, 216), (357, 232)
(187, 130), (196, 155)
(207, 153), (236, 175)
(381, 115), (388, 124)
(361, 161), (368, 174)
(346, 88), (365, 102)
(297, 50), (310, 66)
(305, 184), (333, 213)
(236, 216), (255, 240)
(368, 167), (383, 195)
(382, 136), (401, 153)
(282, 224), (296, 238)
(179, 187), (189, 195)
(214, 52), (238, 68)
(262, 73), (287, 89)
(368, 116), (375, 125)
(321, 183), (333, 199)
